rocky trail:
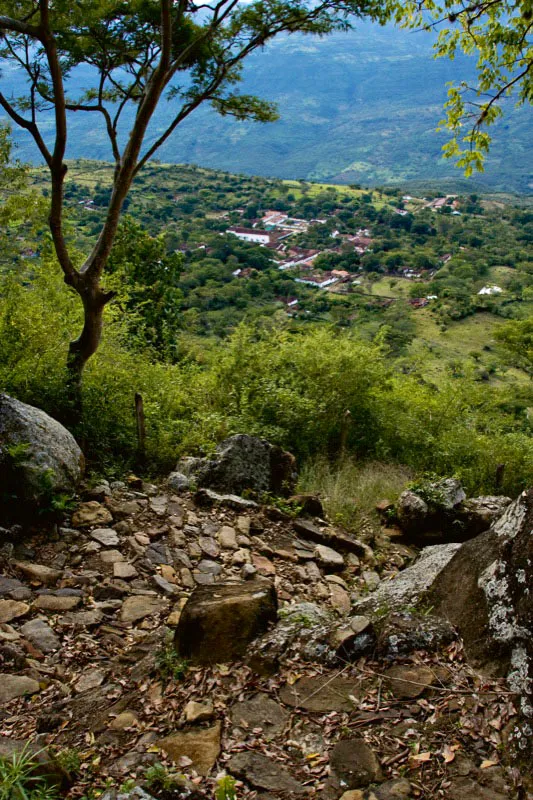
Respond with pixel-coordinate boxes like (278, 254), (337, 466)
(1, 473), (530, 800)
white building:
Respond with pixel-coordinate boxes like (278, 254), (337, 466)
(478, 285), (503, 296)
(226, 227), (271, 245)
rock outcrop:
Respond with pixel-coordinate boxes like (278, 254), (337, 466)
(0, 393), (84, 511)
(428, 489), (533, 765)
(175, 434), (297, 496)
(395, 478), (511, 542)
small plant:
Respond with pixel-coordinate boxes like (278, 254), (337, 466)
(407, 474), (447, 509)
(54, 748), (81, 776)
(4, 441), (31, 465)
(0, 745), (59, 800)
(156, 638), (189, 682)
(118, 779), (136, 794)
(144, 762), (185, 792)
(37, 469), (76, 516)
(215, 775), (237, 800)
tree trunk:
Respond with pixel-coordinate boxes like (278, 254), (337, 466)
(65, 283), (108, 424)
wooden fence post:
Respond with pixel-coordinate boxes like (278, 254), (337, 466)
(135, 392), (146, 463)
(340, 409), (352, 457)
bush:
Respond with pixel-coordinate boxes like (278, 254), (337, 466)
(1, 258), (531, 496)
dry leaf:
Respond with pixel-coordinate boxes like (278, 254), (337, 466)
(441, 744), (456, 763)
(480, 759), (499, 769)
(411, 751), (431, 763)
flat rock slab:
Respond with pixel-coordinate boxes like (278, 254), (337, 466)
(0, 577), (24, 596)
(20, 618), (60, 653)
(14, 561), (61, 586)
(91, 528), (120, 546)
(33, 595), (81, 612)
(0, 599), (30, 623)
(175, 580), (277, 665)
(158, 721), (221, 776)
(120, 596), (167, 625)
(75, 668), (106, 693)
(228, 751), (305, 794)
(293, 519), (365, 556)
(384, 665), (436, 699)
(314, 544), (345, 571)
(230, 693), (289, 737)
(279, 674), (359, 712)
(0, 674), (40, 704)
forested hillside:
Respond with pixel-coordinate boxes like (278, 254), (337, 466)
(4, 26), (532, 193)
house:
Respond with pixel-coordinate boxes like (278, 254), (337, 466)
(478, 285), (503, 296)
(440, 254), (452, 264)
(226, 227), (271, 245)
(409, 297), (429, 309)
(262, 210), (288, 226)
(294, 271), (339, 289)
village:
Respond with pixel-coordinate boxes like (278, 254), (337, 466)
(223, 195), (466, 313)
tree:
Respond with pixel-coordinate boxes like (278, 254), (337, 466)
(0, 0), (390, 409)
(395, 1), (533, 174)
(494, 318), (533, 374)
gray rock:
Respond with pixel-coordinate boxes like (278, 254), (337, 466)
(0, 674), (40, 703)
(329, 737), (384, 790)
(397, 478), (467, 538)
(352, 543), (461, 615)
(230, 693), (289, 737)
(167, 471), (190, 492)
(178, 434), (297, 496)
(314, 544), (345, 570)
(0, 577), (24, 596)
(20, 618), (60, 653)
(91, 528), (119, 547)
(228, 752), (305, 794)
(194, 488), (259, 511)
(0, 393), (84, 508)
(457, 495), (512, 536)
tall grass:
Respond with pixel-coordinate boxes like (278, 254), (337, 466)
(298, 457), (412, 534)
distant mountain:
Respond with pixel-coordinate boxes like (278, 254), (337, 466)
(3, 23), (532, 192)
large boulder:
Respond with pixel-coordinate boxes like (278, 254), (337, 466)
(427, 489), (533, 767)
(174, 580), (277, 664)
(0, 394), (84, 510)
(175, 434), (297, 496)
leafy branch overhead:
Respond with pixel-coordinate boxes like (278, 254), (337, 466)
(394, 0), (533, 174)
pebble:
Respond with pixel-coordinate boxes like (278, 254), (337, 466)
(199, 536), (220, 558)
(218, 526), (238, 549)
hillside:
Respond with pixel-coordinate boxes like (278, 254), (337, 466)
(3, 25), (532, 193)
